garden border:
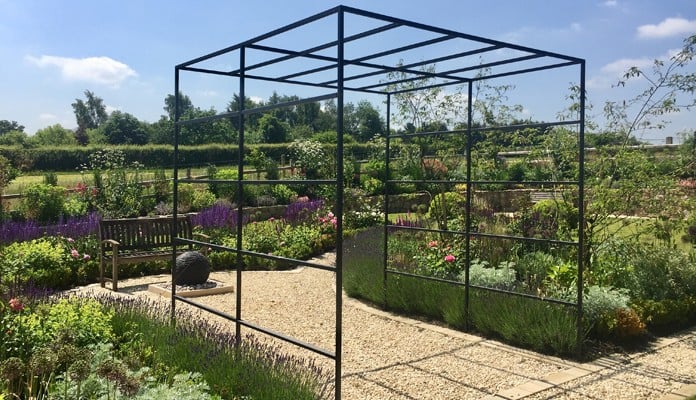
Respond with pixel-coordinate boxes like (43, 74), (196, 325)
(171, 6), (585, 399)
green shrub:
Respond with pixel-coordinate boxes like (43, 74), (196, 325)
(515, 251), (560, 293)
(0, 238), (71, 288)
(361, 177), (384, 196)
(270, 184), (297, 205)
(428, 192), (466, 225)
(626, 246), (696, 301)
(177, 183), (196, 212)
(191, 189), (216, 211)
(633, 296), (696, 331)
(20, 183), (66, 223)
(514, 200), (577, 250)
(26, 298), (114, 347)
(465, 260), (517, 290)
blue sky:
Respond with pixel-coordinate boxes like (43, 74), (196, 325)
(1, 0), (694, 143)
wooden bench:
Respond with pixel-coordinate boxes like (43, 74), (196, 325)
(99, 215), (206, 291)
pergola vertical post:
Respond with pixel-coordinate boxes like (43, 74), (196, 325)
(576, 60), (587, 356)
(235, 46), (247, 345)
(334, 8), (345, 400)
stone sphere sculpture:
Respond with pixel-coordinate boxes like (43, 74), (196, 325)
(174, 251), (211, 285)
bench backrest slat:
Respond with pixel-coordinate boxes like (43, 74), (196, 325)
(99, 216), (193, 253)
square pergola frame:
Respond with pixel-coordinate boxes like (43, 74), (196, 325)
(172, 6), (586, 399)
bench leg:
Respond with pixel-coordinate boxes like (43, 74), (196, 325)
(112, 259), (118, 292)
(100, 258), (105, 288)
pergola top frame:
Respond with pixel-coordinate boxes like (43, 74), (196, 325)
(176, 5), (583, 96)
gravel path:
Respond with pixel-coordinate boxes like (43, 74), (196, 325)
(82, 252), (696, 399)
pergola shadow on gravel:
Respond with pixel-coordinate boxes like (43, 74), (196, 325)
(170, 5), (585, 399)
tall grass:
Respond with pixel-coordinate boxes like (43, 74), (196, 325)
(98, 295), (331, 400)
(343, 228), (584, 356)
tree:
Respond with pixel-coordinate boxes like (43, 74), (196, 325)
(32, 124), (77, 146)
(354, 100), (385, 141)
(580, 34), (696, 269)
(604, 34), (696, 143)
(0, 130), (29, 146)
(100, 111), (148, 145)
(164, 92), (194, 120)
(227, 94), (263, 133)
(386, 62), (464, 131)
(72, 90), (108, 145)
(258, 114), (288, 143)
(0, 120), (24, 135)
(0, 155), (18, 218)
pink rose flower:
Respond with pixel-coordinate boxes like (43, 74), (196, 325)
(9, 298), (24, 312)
(428, 240), (438, 248)
(71, 249), (79, 258)
(444, 254), (456, 263)
(83, 254), (91, 261)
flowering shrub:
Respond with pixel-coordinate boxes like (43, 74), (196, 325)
(289, 139), (328, 179)
(191, 202), (247, 236)
(317, 211), (337, 234)
(82, 149), (149, 218)
(391, 212), (428, 230)
(0, 237), (94, 289)
(412, 238), (465, 279)
(283, 199), (324, 224)
(0, 212), (100, 245)
(0, 296), (35, 360)
(422, 158), (448, 180)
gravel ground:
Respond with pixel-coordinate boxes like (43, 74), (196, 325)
(81, 252), (696, 399)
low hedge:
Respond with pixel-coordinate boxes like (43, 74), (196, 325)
(0, 143), (374, 171)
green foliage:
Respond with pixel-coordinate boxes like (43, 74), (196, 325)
(466, 259), (517, 290)
(33, 124), (78, 147)
(191, 189), (216, 211)
(412, 238), (464, 280)
(624, 246), (696, 301)
(27, 298), (114, 347)
(20, 183), (66, 223)
(269, 184), (296, 205)
(289, 139), (328, 179)
(428, 192), (466, 228)
(1, 239), (69, 288)
(633, 296), (696, 331)
(211, 168), (255, 204)
(83, 149), (149, 218)
(176, 183), (196, 212)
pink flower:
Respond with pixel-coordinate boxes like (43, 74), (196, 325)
(67, 237), (75, 243)
(83, 254), (91, 261)
(268, 217), (275, 222)
(9, 298), (24, 312)
(327, 211), (334, 218)
(71, 249), (79, 258)
(428, 240), (438, 248)
(444, 254), (456, 263)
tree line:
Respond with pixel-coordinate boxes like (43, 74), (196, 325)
(0, 91), (386, 148)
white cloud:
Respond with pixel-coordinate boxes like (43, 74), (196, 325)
(26, 55), (137, 87)
(588, 50), (677, 89)
(105, 105), (120, 114)
(39, 113), (57, 120)
(637, 17), (696, 39)
(602, 0), (618, 7)
(198, 90), (219, 97)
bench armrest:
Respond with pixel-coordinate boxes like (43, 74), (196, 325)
(192, 232), (210, 241)
(101, 239), (120, 250)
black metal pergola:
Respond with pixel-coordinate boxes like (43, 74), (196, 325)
(171, 5), (585, 399)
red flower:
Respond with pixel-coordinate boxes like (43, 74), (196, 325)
(444, 254), (456, 263)
(428, 240), (438, 248)
(9, 298), (24, 312)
